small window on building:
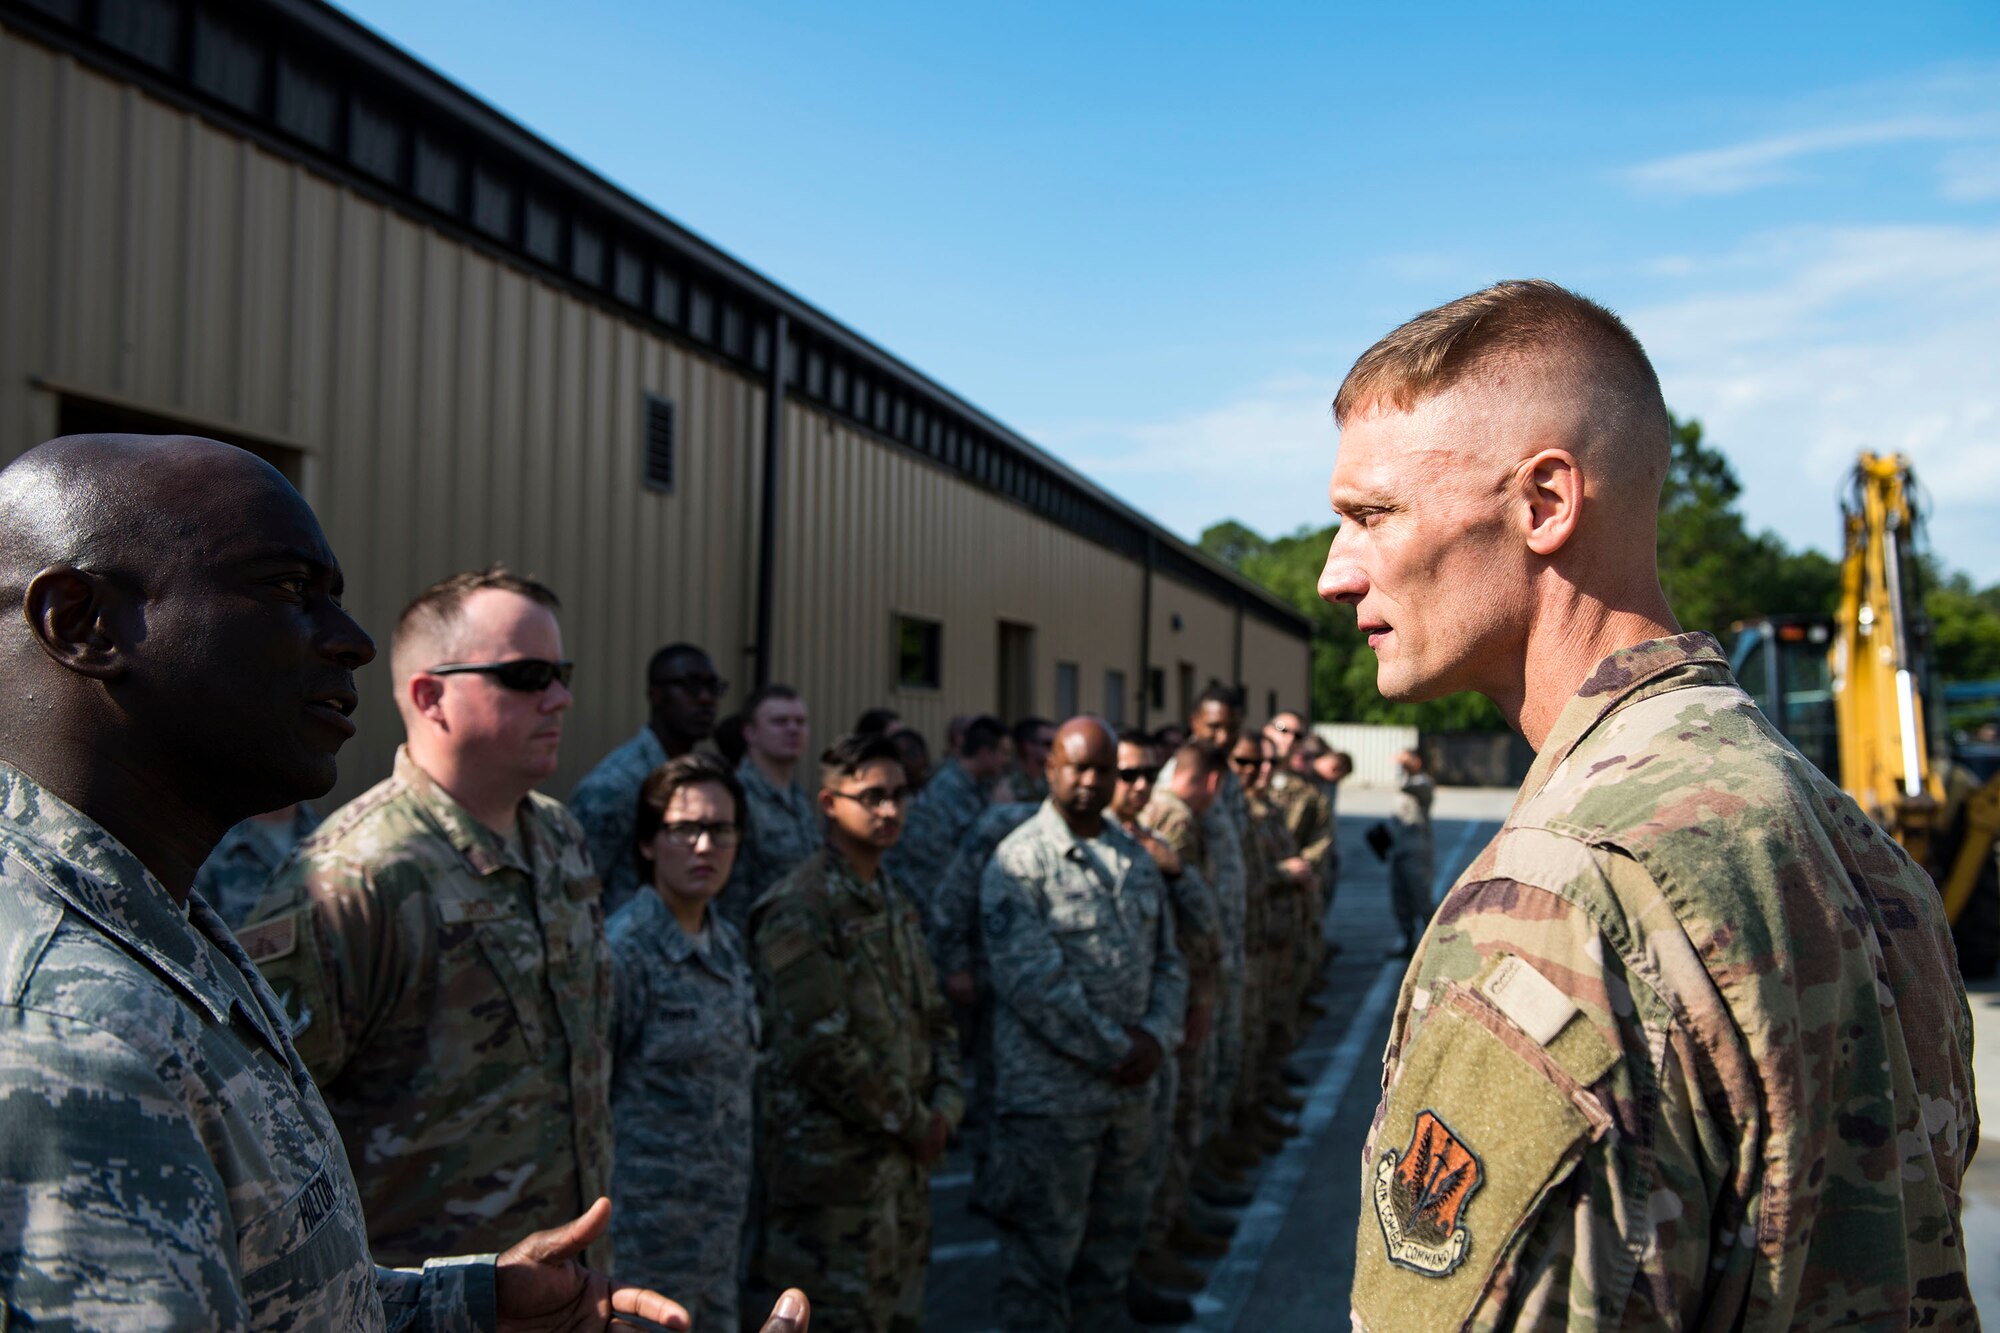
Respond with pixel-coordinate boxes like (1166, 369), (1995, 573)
(896, 615), (942, 691)
(642, 394), (675, 493)
(1055, 662), (1079, 719)
(1105, 670), (1128, 726)
(1267, 690), (1278, 720)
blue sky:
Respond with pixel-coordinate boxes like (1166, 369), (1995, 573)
(337, 1), (2000, 581)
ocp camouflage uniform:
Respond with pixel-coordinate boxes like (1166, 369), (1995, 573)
(606, 888), (758, 1331)
(750, 847), (965, 1333)
(1388, 765), (1435, 945)
(243, 747), (613, 1269)
(1353, 633), (1978, 1331)
(886, 757), (988, 904)
(569, 724), (669, 915)
(1268, 769), (1331, 971)
(0, 763), (492, 1331)
(1245, 790), (1307, 1075)
(981, 802), (1188, 1332)
(720, 757), (820, 933)
(1201, 774), (1252, 1126)
(1133, 791), (1223, 1260)
(192, 801), (320, 928)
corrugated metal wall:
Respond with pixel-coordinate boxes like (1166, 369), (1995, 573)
(0, 28), (1314, 803)
(1313, 723), (1419, 789)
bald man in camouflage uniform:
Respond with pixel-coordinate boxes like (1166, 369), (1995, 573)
(1325, 282), (1975, 1329)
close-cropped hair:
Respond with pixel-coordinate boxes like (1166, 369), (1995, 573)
(960, 714), (1007, 756)
(819, 733), (904, 787)
(1011, 716), (1053, 744)
(646, 641), (709, 685)
(743, 682), (801, 724)
(854, 707), (901, 736)
(1332, 280), (1669, 443)
(1171, 740), (1227, 783)
(1115, 728), (1154, 750)
(631, 753), (746, 875)
(391, 565), (560, 670)
(1196, 683), (1244, 713)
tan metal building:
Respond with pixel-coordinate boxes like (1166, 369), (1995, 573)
(0, 0), (1312, 803)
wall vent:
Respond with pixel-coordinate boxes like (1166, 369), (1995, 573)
(643, 395), (676, 493)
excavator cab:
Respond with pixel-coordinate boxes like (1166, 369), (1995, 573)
(1729, 614), (1841, 783)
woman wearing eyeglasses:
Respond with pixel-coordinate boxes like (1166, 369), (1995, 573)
(605, 754), (761, 1332)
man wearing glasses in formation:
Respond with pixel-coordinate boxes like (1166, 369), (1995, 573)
(749, 733), (964, 1333)
(243, 568), (615, 1268)
(571, 641), (727, 915)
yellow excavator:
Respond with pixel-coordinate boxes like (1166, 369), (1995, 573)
(1730, 452), (2000, 976)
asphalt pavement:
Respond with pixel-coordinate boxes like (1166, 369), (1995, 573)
(920, 785), (1515, 1333)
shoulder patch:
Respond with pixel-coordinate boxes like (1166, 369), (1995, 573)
(1479, 955), (1576, 1046)
(1374, 1109), (1483, 1276)
(236, 912), (299, 964)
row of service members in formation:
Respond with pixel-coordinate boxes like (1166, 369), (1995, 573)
(202, 594), (1348, 1333)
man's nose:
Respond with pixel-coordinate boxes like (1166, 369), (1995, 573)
(1318, 543), (1368, 606)
(317, 605), (378, 669)
(544, 678), (574, 713)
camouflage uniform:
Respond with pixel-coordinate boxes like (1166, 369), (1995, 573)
(1245, 791), (1306, 1074)
(1004, 761), (1050, 806)
(886, 758), (988, 903)
(569, 724), (669, 916)
(192, 802), (320, 928)
(750, 847), (965, 1333)
(1200, 777), (1252, 1126)
(719, 758), (820, 934)
(243, 747), (613, 1269)
(1388, 766), (1435, 944)
(980, 803), (1188, 1333)
(0, 763), (491, 1331)
(606, 889), (758, 1331)
(1268, 770), (1331, 971)
(1352, 634), (1978, 1331)
(1133, 792), (1223, 1258)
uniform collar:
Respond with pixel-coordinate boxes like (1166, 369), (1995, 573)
(1518, 632), (1732, 808)
(624, 886), (723, 967)
(0, 762), (257, 1031)
(736, 756), (809, 811)
(392, 746), (536, 878)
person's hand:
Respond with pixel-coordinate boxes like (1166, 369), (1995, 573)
(911, 1110), (951, 1165)
(1137, 830), (1183, 879)
(1182, 1001), (1212, 1052)
(1281, 856), (1314, 888)
(944, 970), (977, 1007)
(1110, 1026), (1164, 1086)
(494, 1197), (688, 1331)
(756, 1289), (812, 1332)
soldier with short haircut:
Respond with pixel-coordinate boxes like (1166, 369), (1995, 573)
(1386, 748), (1434, 958)
(0, 433), (798, 1332)
(888, 713), (1009, 903)
(1003, 715), (1056, 804)
(245, 567), (614, 1268)
(751, 733), (965, 1333)
(1326, 280), (1975, 1328)
(890, 727), (932, 791)
(721, 682), (817, 932)
(1263, 711), (1333, 978)
(981, 717), (1188, 1333)
(191, 799), (321, 927)
(572, 642), (727, 914)
(608, 754), (759, 1331)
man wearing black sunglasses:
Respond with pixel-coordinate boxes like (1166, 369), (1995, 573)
(243, 566), (620, 1273)
(573, 642), (727, 915)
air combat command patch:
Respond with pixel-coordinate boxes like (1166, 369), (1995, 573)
(1374, 1109), (1483, 1276)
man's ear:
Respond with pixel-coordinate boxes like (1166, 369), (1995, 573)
(24, 565), (128, 680)
(408, 673), (448, 727)
(1519, 448), (1583, 557)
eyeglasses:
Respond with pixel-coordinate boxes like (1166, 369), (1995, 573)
(429, 659), (575, 692)
(656, 820), (742, 848)
(829, 786), (912, 812)
(1117, 766), (1160, 784)
(656, 673), (729, 699)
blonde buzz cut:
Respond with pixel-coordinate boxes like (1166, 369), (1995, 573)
(1332, 280), (1671, 473)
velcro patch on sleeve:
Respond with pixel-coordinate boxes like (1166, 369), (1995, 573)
(1479, 955), (1577, 1047)
(236, 912), (298, 963)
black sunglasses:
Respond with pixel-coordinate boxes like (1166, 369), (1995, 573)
(1117, 766), (1160, 784)
(429, 658), (575, 692)
(1230, 753), (1266, 769)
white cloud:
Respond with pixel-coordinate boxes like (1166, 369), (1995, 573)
(1623, 116), (1987, 197)
(1630, 223), (2000, 580)
(1940, 146), (2000, 201)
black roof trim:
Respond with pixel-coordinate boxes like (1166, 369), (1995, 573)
(0, 0), (1310, 639)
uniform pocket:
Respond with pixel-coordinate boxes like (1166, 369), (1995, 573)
(1351, 981), (1615, 1332)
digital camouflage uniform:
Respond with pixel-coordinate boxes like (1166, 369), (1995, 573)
(750, 847), (965, 1333)
(981, 802), (1188, 1333)
(1353, 634), (1978, 1331)
(191, 802), (320, 928)
(243, 747), (613, 1269)
(886, 758), (988, 904)
(607, 889), (758, 1331)
(1389, 765), (1436, 945)
(720, 758), (820, 934)
(1133, 791), (1224, 1257)
(569, 724), (669, 916)
(1004, 760), (1051, 806)
(0, 764), (492, 1331)
(1201, 774), (1253, 1127)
